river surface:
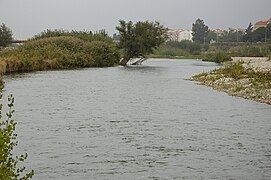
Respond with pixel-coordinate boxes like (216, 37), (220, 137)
(2, 59), (271, 179)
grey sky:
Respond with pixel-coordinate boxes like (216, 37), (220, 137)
(0, 0), (270, 39)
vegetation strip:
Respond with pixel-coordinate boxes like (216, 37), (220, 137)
(191, 60), (271, 105)
(0, 30), (121, 83)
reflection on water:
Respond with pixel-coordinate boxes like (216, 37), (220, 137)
(3, 59), (271, 179)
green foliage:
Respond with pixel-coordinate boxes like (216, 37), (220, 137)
(87, 41), (120, 67)
(243, 23), (271, 43)
(246, 22), (253, 34)
(218, 62), (247, 79)
(203, 51), (232, 63)
(202, 44), (210, 51)
(0, 23), (13, 47)
(192, 18), (209, 44)
(193, 62), (271, 104)
(0, 36), (120, 72)
(165, 40), (201, 54)
(267, 23), (271, 41)
(116, 20), (167, 62)
(222, 30), (244, 43)
(207, 29), (244, 44)
(153, 41), (271, 61)
(153, 47), (190, 57)
(229, 44), (271, 57)
(0, 94), (34, 179)
(32, 29), (113, 44)
(215, 62), (271, 83)
(251, 27), (266, 42)
(206, 31), (218, 43)
(193, 62), (270, 82)
(243, 22), (254, 42)
(151, 40), (202, 58)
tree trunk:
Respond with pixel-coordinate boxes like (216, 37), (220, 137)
(119, 58), (129, 66)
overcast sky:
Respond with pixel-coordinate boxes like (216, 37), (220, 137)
(0, 0), (270, 39)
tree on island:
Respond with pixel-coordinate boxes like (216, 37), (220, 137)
(192, 18), (209, 44)
(0, 23), (13, 47)
(116, 20), (167, 66)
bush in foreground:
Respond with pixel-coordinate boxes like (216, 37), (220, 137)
(0, 94), (34, 179)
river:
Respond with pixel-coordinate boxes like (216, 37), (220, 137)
(2, 59), (271, 179)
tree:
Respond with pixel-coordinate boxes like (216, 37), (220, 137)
(243, 22), (271, 42)
(245, 22), (253, 34)
(116, 20), (167, 65)
(243, 22), (253, 42)
(251, 27), (266, 42)
(206, 30), (218, 43)
(0, 94), (34, 179)
(192, 18), (209, 44)
(219, 29), (245, 43)
(0, 23), (13, 47)
(165, 40), (201, 54)
(267, 23), (271, 41)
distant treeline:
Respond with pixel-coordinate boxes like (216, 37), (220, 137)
(150, 18), (271, 62)
(152, 40), (271, 63)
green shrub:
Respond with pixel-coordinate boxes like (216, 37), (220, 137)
(87, 41), (120, 67)
(15, 36), (95, 70)
(165, 40), (201, 54)
(153, 47), (190, 57)
(152, 40), (202, 58)
(229, 44), (271, 57)
(219, 62), (246, 79)
(0, 36), (120, 73)
(0, 23), (13, 47)
(203, 51), (232, 63)
(0, 94), (34, 179)
(32, 29), (114, 44)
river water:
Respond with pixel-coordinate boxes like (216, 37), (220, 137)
(2, 59), (271, 179)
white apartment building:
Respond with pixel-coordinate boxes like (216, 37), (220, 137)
(167, 29), (193, 42)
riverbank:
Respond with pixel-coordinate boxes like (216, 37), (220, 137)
(191, 57), (271, 105)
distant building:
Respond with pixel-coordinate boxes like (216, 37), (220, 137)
(167, 29), (193, 42)
(210, 29), (226, 36)
(178, 30), (193, 41)
(228, 28), (245, 33)
(210, 28), (245, 36)
(167, 29), (179, 41)
(254, 18), (271, 30)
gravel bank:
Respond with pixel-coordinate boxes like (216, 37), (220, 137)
(192, 57), (271, 105)
(231, 57), (271, 72)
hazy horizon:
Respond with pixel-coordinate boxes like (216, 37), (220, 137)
(0, 0), (270, 39)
